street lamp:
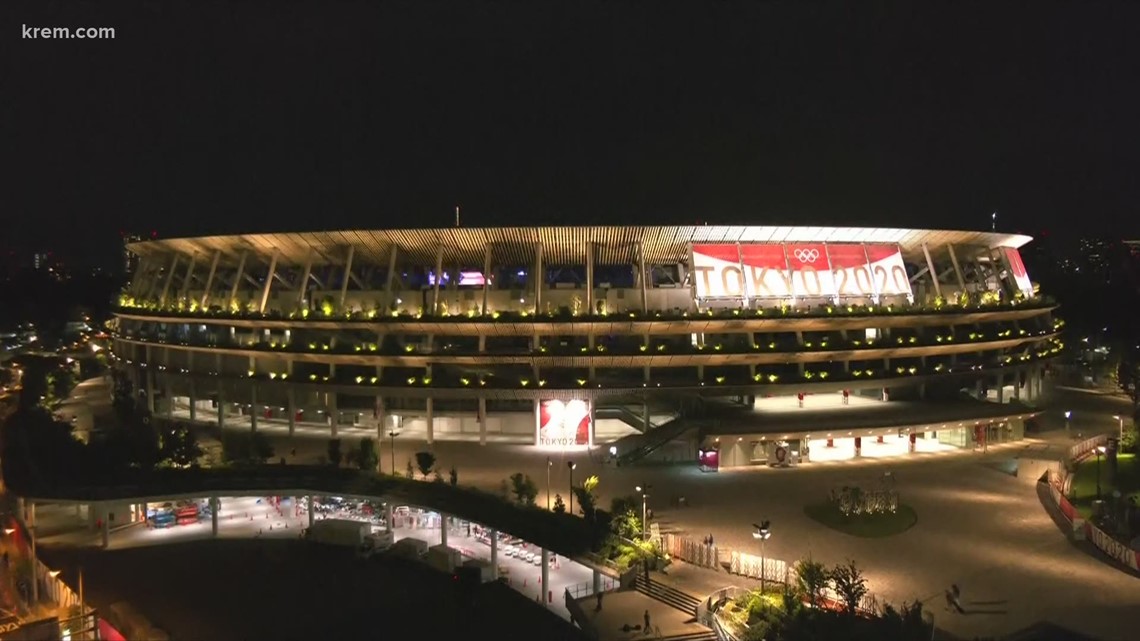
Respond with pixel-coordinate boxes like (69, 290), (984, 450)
(388, 429), (400, 476)
(547, 457), (552, 510)
(1095, 445), (1106, 501)
(1112, 415), (1125, 440)
(636, 485), (651, 540)
(752, 520), (772, 593)
(567, 461), (577, 514)
(1064, 411), (1072, 437)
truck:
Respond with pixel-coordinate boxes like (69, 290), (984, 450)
(356, 530), (395, 558)
(305, 519), (370, 548)
(389, 537), (429, 560)
(426, 544), (464, 573)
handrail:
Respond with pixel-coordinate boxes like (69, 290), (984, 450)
(616, 417), (695, 466)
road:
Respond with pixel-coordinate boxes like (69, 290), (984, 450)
(52, 376), (1140, 640)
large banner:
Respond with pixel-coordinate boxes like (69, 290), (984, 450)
(538, 399), (590, 447)
(693, 243), (912, 299)
(1002, 247), (1034, 298)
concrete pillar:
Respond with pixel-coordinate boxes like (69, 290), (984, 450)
(145, 370), (156, 414)
(478, 396), (487, 446)
(308, 496), (315, 528)
(541, 548), (550, 603)
(490, 529), (499, 580)
(996, 374), (1005, 404)
(386, 503), (394, 530)
(328, 392), (338, 437)
(287, 388), (296, 436)
(426, 397), (434, 444)
(1013, 370), (1021, 401)
(854, 437), (862, 458)
(217, 388), (226, 430)
(188, 380), (197, 421)
(533, 398), (541, 445)
(250, 384), (259, 432)
(592, 568), (602, 592)
(588, 401), (596, 448)
(440, 513), (448, 547)
(100, 504), (110, 548)
(211, 497), (219, 536)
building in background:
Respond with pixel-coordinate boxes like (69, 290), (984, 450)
(111, 225), (1061, 467)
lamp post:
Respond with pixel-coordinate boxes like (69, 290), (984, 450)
(567, 461), (577, 515)
(1112, 415), (1124, 440)
(1064, 410), (1071, 438)
(752, 520), (772, 593)
(1095, 445), (1106, 501)
(388, 429), (399, 476)
(546, 457), (552, 510)
(636, 485), (651, 540)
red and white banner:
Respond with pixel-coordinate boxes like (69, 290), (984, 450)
(1002, 247), (1034, 298)
(827, 244), (877, 297)
(785, 243), (836, 298)
(740, 244), (792, 298)
(865, 244), (911, 297)
(692, 243), (912, 299)
(538, 400), (590, 447)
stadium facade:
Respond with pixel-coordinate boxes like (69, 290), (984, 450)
(111, 226), (1061, 468)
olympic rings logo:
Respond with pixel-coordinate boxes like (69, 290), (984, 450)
(793, 248), (820, 263)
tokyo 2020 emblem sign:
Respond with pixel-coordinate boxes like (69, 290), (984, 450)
(538, 400), (590, 446)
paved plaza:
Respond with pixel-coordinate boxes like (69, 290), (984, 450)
(44, 377), (1140, 640)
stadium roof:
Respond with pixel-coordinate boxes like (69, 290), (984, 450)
(127, 225), (1033, 267)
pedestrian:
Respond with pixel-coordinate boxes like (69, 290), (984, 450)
(643, 609), (651, 632)
(708, 533), (715, 546)
(596, 590), (603, 611)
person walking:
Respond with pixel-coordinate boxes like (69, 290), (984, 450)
(643, 609), (651, 634)
(596, 590), (603, 611)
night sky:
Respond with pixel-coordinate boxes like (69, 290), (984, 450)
(3, 1), (1140, 268)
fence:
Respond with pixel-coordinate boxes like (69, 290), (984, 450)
(1066, 434), (1108, 465)
(661, 533), (719, 569)
(564, 575), (619, 600)
(728, 550), (793, 587)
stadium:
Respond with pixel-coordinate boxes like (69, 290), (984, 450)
(110, 225), (1062, 469)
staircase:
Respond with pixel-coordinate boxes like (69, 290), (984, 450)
(615, 417), (694, 466)
(633, 574), (701, 615)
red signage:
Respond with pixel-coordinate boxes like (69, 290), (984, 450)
(538, 400), (590, 446)
(739, 244), (790, 298)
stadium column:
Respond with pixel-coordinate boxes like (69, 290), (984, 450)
(287, 387), (296, 436)
(177, 252), (197, 303)
(946, 244), (967, 292)
(478, 396), (487, 446)
(158, 254), (180, 308)
(541, 548), (550, 603)
(440, 513), (448, 547)
(217, 386), (226, 431)
(258, 249), (279, 314)
(339, 244), (355, 312)
(386, 245), (400, 312)
(250, 383), (259, 432)
(490, 529), (499, 580)
(643, 334), (651, 382)
(328, 392), (338, 437)
(638, 241), (648, 313)
(296, 254), (314, 311)
(585, 242), (594, 315)
(1013, 369), (1021, 401)
(165, 377), (173, 419)
(100, 504), (110, 548)
(921, 243), (942, 300)
(432, 245), (444, 315)
(593, 568), (602, 592)
(588, 400), (595, 447)
(425, 397), (434, 444)
(375, 396), (386, 467)
(534, 241), (543, 314)
(996, 373), (1005, 403)
(210, 497), (219, 536)
(308, 496), (315, 528)
(200, 250), (221, 309)
(385, 503), (394, 530)
(480, 244), (492, 315)
(228, 250), (249, 311)
(533, 398), (541, 445)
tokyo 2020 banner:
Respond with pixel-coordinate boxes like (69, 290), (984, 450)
(692, 243), (912, 299)
(1002, 247), (1034, 298)
(538, 400), (590, 447)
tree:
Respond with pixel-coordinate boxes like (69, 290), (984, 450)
(327, 438), (343, 467)
(356, 437), (378, 471)
(251, 431), (274, 463)
(415, 451), (436, 479)
(795, 557), (829, 608)
(160, 425), (202, 467)
(221, 431), (252, 464)
(509, 472), (539, 505)
(830, 560), (869, 615)
(553, 494), (566, 513)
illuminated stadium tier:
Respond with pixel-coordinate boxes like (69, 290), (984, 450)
(111, 226), (1061, 454)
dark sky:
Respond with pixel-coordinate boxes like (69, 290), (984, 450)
(3, 1), (1140, 267)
